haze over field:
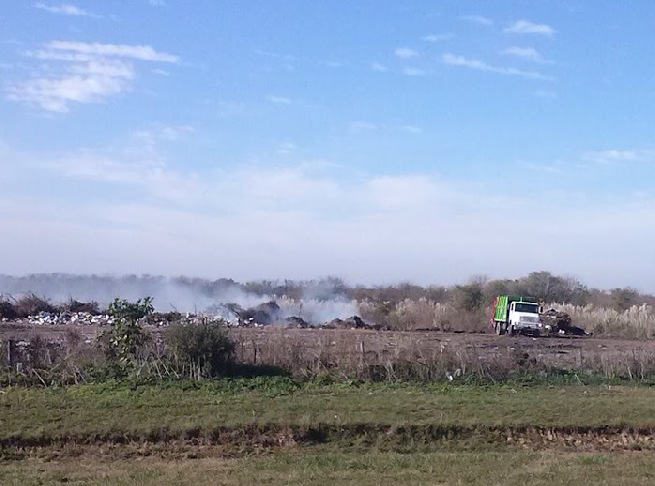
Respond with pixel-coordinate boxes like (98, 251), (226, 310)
(2, 1), (654, 291)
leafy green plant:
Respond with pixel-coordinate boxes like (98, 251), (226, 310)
(97, 297), (154, 377)
(107, 297), (154, 322)
(164, 320), (235, 378)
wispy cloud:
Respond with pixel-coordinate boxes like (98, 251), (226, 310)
(582, 149), (655, 166)
(147, 0), (167, 6)
(348, 121), (377, 133)
(504, 20), (555, 35)
(371, 62), (388, 72)
(266, 95), (292, 104)
(34, 2), (94, 17)
(7, 40), (178, 112)
(276, 141), (298, 155)
(46, 41), (179, 62)
(534, 90), (557, 99)
(401, 125), (423, 134)
(461, 15), (493, 26)
(134, 124), (195, 145)
(501, 46), (552, 63)
(322, 60), (342, 68)
(395, 47), (418, 59)
(422, 33), (454, 42)
(403, 67), (425, 76)
(442, 53), (552, 81)
(4, 140), (655, 287)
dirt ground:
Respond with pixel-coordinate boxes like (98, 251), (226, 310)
(2, 322), (653, 370)
(228, 328), (655, 370)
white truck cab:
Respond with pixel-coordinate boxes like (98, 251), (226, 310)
(492, 295), (544, 336)
(507, 301), (543, 335)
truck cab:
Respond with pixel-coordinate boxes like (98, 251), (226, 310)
(507, 301), (542, 334)
(491, 295), (543, 336)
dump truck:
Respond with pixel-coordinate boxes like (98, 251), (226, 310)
(490, 295), (544, 336)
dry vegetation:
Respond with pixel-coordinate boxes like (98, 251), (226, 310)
(2, 270), (655, 485)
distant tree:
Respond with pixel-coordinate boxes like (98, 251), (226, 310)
(609, 287), (641, 312)
(483, 279), (517, 302)
(519, 271), (582, 303)
(451, 282), (485, 311)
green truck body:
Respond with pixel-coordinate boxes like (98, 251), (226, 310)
(492, 295), (539, 322)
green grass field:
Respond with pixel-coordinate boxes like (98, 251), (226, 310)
(2, 450), (655, 485)
(1, 380), (655, 484)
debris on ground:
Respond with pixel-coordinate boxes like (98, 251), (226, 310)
(540, 309), (589, 336)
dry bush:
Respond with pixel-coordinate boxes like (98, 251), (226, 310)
(548, 303), (655, 339)
(359, 299), (487, 333)
(228, 329), (556, 382)
(0, 298), (18, 319)
(61, 298), (100, 314)
(393, 298), (449, 331)
(13, 293), (57, 317)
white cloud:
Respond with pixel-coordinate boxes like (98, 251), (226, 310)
(276, 142), (298, 155)
(461, 15), (493, 26)
(267, 95), (291, 104)
(533, 90), (557, 99)
(422, 33), (454, 42)
(395, 47), (418, 59)
(401, 125), (423, 134)
(135, 124), (195, 145)
(7, 63), (134, 112)
(504, 19), (555, 35)
(501, 46), (551, 63)
(6, 40), (178, 112)
(34, 2), (93, 17)
(47, 41), (179, 63)
(582, 149), (655, 166)
(403, 67), (425, 76)
(322, 60), (342, 68)
(442, 53), (553, 81)
(3, 142), (655, 289)
(348, 121), (377, 133)
(371, 62), (388, 72)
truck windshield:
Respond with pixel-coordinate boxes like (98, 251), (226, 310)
(515, 303), (538, 314)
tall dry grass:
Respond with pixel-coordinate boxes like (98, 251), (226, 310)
(358, 298), (655, 339)
(229, 328), (655, 382)
(547, 303), (655, 339)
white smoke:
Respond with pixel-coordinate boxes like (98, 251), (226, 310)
(0, 274), (360, 324)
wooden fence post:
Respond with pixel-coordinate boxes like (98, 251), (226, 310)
(6, 339), (16, 367)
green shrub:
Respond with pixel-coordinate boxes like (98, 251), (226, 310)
(97, 297), (154, 377)
(164, 320), (235, 378)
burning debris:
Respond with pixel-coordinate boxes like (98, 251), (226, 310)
(1, 293), (376, 332)
(540, 308), (589, 336)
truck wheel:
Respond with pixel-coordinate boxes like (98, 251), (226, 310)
(495, 322), (504, 335)
(509, 324), (517, 336)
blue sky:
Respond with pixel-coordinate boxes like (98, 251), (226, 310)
(1, 1), (654, 290)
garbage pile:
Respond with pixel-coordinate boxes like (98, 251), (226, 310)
(323, 316), (385, 331)
(540, 309), (588, 336)
(15, 311), (115, 326)
(1, 297), (378, 331)
(205, 300), (376, 330)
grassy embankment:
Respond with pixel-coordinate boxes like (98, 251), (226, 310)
(1, 380), (655, 484)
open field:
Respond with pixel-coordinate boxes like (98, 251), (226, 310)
(2, 449), (655, 485)
(3, 317), (655, 483)
(229, 327), (655, 370)
(1, 382), (655, 484)
(3, 382), (655, 437)
(3, 323), (655, 374)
